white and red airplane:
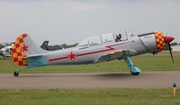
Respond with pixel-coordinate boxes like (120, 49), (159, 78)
(11, 30), (174, 77)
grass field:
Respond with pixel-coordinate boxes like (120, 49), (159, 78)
(0, 88), (180, 105)
(0, 51), (180, 105)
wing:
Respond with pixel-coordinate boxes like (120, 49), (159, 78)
(95, 49), (137, 63)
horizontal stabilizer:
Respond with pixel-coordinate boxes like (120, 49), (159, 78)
(27, 56), (49, 68)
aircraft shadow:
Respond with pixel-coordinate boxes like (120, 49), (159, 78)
(16, 72), (140, 78)
(95, 73), (132, 77)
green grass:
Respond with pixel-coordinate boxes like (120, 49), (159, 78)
(0, 88), (180, 105)
(0, 51), (179, 74)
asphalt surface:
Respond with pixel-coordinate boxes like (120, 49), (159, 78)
(0, 71), (180, 89)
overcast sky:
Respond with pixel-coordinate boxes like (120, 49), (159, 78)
(0, 0), (179, 45)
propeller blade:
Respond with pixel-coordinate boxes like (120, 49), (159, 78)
(167, 42), (174, 63)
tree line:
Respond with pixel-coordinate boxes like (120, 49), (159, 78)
(46, 43), (78, 51)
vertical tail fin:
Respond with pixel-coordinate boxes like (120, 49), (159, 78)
(11, 34), (46, 66)
(11, 34), (28, 66)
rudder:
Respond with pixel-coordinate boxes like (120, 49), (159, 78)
(11, 34), (28, 66)
(11, 33), (47, 66)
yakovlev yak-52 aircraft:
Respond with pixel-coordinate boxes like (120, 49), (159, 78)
(11, 30), (174, 77)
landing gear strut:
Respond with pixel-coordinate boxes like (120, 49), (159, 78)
(123, 51), (141, 76)
(13, 68), (27, 77)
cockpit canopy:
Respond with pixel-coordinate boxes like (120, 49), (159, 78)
(77, 33), (115, 47)
(77, 30), (135, 47)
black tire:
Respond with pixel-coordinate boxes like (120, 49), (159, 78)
(14, 71), (19, 77)
(131, 72), (140, 76)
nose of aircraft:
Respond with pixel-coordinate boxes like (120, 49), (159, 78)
(164, 36), (174, 43)
(163, 35), (175, 63)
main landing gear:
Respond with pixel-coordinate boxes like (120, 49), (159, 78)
(123, 51), (141, 76)
(13, 68), (27, 77)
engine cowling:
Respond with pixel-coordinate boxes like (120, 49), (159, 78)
(138, 31), (174, 54)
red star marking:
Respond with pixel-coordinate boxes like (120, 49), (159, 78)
(67, 51), (77, 62)
(20, 44), (29, 52)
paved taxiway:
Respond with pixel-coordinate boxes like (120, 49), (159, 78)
(0, 71), (180, 89)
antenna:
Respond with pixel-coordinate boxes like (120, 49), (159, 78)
(165, 17), (169, 36)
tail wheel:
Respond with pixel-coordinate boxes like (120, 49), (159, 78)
(14, 71), (19, 77)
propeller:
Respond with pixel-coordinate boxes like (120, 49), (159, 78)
(164, 17), (174, 63)
(164, 36), (174, 63)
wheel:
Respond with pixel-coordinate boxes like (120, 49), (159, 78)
(14, 71), (19, 77)
(131, 72), (140, 76)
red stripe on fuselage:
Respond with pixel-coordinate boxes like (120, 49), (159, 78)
(48, 41), (132, 62)
(49, 56), (68, 62)
(77, 46), (114, 57)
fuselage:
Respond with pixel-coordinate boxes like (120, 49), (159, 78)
(42, 32), (157, 65)
(12, 31), (171, 68)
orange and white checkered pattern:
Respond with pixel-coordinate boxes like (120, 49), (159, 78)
(154, 31), (165, 52)
(11, 34), (28, 66)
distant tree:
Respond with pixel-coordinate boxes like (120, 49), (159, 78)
(170, 42), (178, 46)
(162, 42), (179, 50)
(48, 45), (62, 51)
(68, 43), (78, 48)
(61, 43), (68, 48)
(47, 43), (78, 51)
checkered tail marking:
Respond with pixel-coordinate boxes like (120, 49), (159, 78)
(11, 34), (28, 66)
